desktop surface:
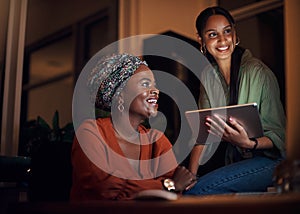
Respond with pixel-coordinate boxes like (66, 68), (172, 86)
(7, 193), (300, 214)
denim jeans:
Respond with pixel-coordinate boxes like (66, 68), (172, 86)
(183, 156), (282, 195)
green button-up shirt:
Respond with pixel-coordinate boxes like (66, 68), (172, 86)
(199, 49), (286, 163)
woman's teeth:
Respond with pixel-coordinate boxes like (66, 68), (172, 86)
(217, 46), (228, 51)
(147, 99), (157, 104)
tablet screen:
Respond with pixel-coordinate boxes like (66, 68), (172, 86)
(185, 103), (263, 145)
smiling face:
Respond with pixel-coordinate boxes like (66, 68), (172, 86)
(121, 65), (159, 120)
(200, 14), (236, 63)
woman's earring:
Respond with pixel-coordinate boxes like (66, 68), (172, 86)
(118, 97), (124, 112)
(200, 44), (206, 55)
(236, 37), (240, 46)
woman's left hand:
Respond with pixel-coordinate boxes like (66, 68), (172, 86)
(205, 114), (251, 148)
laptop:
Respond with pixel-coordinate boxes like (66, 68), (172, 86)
(185, 103), (263, 145)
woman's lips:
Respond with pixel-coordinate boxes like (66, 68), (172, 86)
(147, 98), (157, 104)
(146, 97), (158, 107)
(217, 46), (229, 51)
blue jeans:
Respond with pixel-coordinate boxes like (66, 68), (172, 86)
(183, 156), (282, 195)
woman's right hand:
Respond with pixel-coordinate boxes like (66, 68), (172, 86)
(172, 165), (197, 192)
(206, 114), (252, 149)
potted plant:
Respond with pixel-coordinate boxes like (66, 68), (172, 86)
(19, 111), (74, 201)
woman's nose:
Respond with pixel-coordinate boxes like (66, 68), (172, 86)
(218, 34), (226, 43)
(150, 89), (159, 96)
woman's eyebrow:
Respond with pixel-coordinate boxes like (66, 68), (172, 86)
(137, 77), (151, 84)
(204, 29), (215, 34)
(224, 24), (232, 29)
(139, 77), (151, 81)
(205, 24), (232, 33)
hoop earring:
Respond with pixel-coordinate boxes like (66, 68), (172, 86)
(118, 97), (124, 112)
(200, 45), (206, 55)
(236, 37), (240, 46)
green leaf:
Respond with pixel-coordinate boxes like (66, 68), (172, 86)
(37, 116), (50, 130)
(52, 110), (60, 132)
(20, 111), (75, 157)
(61, 122), (74, 143)
(62, 123), (74, 131)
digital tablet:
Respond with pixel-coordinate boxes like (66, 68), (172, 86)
(185, 103), (263, 145)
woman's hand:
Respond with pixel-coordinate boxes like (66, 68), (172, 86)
(205, 114), (253, 149)
(172, 165), (197, 192)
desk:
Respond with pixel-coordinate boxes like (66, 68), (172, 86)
(7, 193), (300, 214)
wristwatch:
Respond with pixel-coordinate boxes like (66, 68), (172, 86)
(163, 178), (176, 192)
(250, 138), (258, 150)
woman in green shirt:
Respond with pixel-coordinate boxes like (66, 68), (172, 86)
(184, 6), (285, 195)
